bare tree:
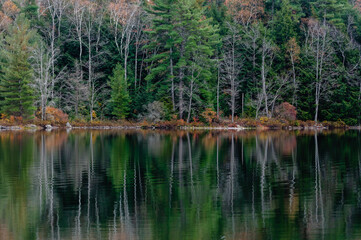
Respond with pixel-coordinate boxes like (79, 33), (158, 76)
(186, 61), (202, 123)
(257, 35), (274, 118)
(32, 41), (66, 120)
(109, 0), (140, 84)
(268, 73), (290, 116)
(304, 18), (335, 122)
(226, 0), (264, 27)
(133, 8), (149, 90)
(84, 1), (100, 121)
(71, 0), (86, 81)
(41, 0), (68, 100)
(221, 23), (243, 122)
(61, 61), (88, 118)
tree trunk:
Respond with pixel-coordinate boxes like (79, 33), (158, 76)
(170, 47), (175, 111)
(178, 42), (185, 119)
(217, 61), (220, 117)
(261, 42), (269, 117)
(187, 79), (194, 123)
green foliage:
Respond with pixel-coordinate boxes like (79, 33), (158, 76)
(109, 64), (131, 119)
(0, 15), (35, 119)
(0, 0), (360, 123)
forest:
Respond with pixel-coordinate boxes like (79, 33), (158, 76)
(1, 0), (361, 125)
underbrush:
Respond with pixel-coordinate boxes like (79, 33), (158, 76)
(0, 114), (350, 130)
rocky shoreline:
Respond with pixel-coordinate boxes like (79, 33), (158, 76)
(0, 122), (350, 131)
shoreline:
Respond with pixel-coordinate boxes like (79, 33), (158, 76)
(0, 122), (353, 131)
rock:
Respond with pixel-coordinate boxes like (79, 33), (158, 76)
(45, 124), (53, 129)
(66, 122), (72, 128)
(9, 126), (21, 130)
(236, 125), (245, 130)
(25, 124), (38, 129)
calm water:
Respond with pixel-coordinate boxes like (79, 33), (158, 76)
(0, 129), (361, 240)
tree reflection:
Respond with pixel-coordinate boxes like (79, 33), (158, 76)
(1, 130), (361, 239)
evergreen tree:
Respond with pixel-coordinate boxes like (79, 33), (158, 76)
(312, 0), (347, 28)
(272, 0), (301, 46)
(109, 64), (131, 119)
(145, 0), (179, 110)
(0, 15), (35, 118)
(174, 0), (219, 119)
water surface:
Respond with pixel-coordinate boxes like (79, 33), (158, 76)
(0, 129), (360, 240)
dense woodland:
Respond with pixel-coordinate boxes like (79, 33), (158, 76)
(1, 0), (361, 124)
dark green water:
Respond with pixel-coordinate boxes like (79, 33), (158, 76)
(0, 129), (361, 240)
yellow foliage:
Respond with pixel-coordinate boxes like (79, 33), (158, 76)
(259, 116), (269, 124)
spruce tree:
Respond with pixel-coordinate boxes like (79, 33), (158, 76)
(109, 64), (131, 119)
(145, 0), (179, 110)
(173, 0), (219, 118)
(0, 15), (35, 119)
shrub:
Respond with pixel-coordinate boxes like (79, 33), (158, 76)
(37, 107), (69, 123)
(260, 116), (269, 124)
(141, 101), (166, 122)
(92, 110), (97, 120)
(200, 108), (217, 125)
(274, 102), (297, 121)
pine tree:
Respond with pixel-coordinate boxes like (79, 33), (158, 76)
(312, 0), (347, 29)
(272, 0), (301, 46)
(145, 0), (179, 111)
(109, 64), (131, 119)
(0, 15), (35, 119)
(175, 0), (219, 120)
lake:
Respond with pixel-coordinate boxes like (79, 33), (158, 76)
(0, 129), (360, 240)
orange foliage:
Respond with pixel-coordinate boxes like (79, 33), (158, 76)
(0, 10), (12, 30)
(43, 131), (68, 150)
(108, 0), (139, 26)
(355, 0), (361, 12)
(286, 37), (300, 63)
(225, 0), (264, 25)
(2, 0), (19, 17)
(37, 107), (69, 123)
(200, 108), (218, 125)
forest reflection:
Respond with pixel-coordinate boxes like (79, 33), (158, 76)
(0, 129), (361, 240)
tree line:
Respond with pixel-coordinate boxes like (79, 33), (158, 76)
(1, 0), (361, 124)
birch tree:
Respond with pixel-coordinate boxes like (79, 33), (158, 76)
(221, 23), (242, 123)
(305, 18), (335, 122)
(257, 34), (274, 118)
(109, 0), (140, 84)
(31, 41), (65, 120)
(41, 0), (68, 100)
(71, 0), (86, 81)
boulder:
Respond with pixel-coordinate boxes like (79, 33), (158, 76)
(66, 122), (72, 128)
(45, 124), (53, 129)
(25, 124), (38, 129)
